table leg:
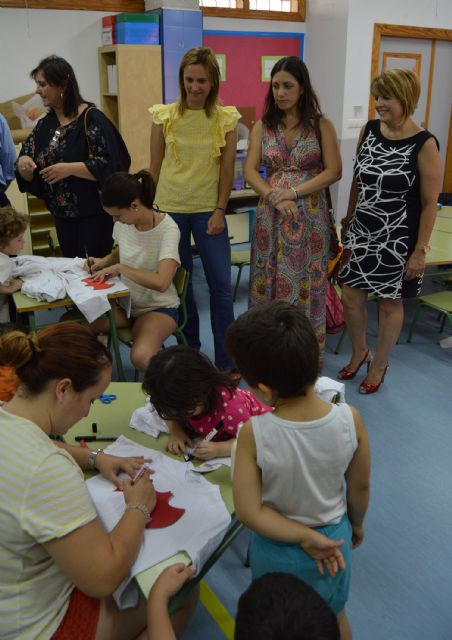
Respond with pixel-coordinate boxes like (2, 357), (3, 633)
(107, 304), (125, 382)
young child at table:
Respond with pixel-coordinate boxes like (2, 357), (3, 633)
(0, 207), (28, 322)
(147, 565), (340, 640)
(225, 301), (371, 640)
(142, 345), (270, 460)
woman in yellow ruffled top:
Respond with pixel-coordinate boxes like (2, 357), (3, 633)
(150, 47), (239, 372)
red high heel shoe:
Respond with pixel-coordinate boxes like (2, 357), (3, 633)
(337, 350), (371, 380)
(359, 364), (389, 395)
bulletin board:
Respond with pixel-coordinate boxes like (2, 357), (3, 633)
(203, 31), (304, 122)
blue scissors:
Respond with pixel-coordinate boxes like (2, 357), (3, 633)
(99, 394), (117, 404)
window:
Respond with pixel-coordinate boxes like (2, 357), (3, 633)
(199, 0), (305, 21)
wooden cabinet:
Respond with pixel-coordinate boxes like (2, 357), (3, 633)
(98, 45), (163, 172)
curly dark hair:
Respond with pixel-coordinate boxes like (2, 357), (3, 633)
(142, 345), (235, 422)
(0, 207), (29, 249)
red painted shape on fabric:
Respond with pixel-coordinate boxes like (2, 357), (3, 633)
(114, 488), (185, 529)
(82, 276), (114, 290)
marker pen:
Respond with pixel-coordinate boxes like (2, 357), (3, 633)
(74, 435), (118, 442)
(184, 420), (224, 462)
(132, 464), (151, 485)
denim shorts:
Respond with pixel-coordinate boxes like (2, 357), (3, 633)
(249, 513), (352, 614)
(151, 306), (179, 323)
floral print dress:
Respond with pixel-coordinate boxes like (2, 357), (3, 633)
(249, 124), (330, 357)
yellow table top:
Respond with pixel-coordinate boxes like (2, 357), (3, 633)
(67, 382), (233, 595)
(428, 227), (452, 266)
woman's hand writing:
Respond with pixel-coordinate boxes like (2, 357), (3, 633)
(40, 162), (72, 185)
(17, 155), (37, 181)
(122, 469), (157, 515)
(404, 251), (426, 280)
(95, 453), (151, 490)
(90, 264), (122, 281)
(206, 210), (226, 236)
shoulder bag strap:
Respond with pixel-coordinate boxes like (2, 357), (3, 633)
(313, 116), (333, 211)
(83, 106), (96, 159)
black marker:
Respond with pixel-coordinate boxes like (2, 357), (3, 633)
(75, 435), (117, 442)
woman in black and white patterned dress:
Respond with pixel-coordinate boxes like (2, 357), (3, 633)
(338, 68), (441, 394)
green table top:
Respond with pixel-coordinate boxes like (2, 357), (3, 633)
(66, 382), (234, 595)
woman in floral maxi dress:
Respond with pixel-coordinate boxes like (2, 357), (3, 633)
(245, 57), (341, 359)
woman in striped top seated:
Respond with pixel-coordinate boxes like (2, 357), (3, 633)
(87, 171), (181, 372)
(0, 323), (196, 640)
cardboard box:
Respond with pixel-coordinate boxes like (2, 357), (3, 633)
(102, 15), (116, 45)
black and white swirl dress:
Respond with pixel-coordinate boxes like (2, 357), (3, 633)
(339, 119), (438, 298)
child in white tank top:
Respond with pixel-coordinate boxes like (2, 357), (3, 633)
(226, 301), (370, 640)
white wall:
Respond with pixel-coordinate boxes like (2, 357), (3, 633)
(0, 8), (109, 104)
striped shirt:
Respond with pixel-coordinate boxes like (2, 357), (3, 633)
(113, 213), (180, 317)
(0, 407), (97, 640)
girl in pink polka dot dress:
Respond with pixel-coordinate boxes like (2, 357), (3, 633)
(143, 345), (270, 460)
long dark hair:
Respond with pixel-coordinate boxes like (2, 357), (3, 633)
(101, 171), (156, 209)
(31, 55), (92, 118)
(142, 345), (235, 422)
(262, 56), (322, 130)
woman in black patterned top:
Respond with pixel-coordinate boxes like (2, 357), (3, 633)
(16, 55), (130, 258)
(338, 68), (441, 394)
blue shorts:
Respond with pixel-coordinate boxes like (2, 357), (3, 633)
(249, 513), (352, 614)
(152, 306), (179, 323)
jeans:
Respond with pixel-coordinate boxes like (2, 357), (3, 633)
(169, 211), (235, 370)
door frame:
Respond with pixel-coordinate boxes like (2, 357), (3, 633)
(369, 23), (452, 120)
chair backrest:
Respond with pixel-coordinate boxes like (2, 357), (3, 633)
(173, 266), (189, 336)
(173, 266), (188, 297)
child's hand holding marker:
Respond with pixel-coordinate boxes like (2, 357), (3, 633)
(184, 420), (224, 462)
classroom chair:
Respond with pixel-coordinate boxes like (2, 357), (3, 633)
(230, 248), (251, 302)
(116, 266), (189, 381)
(407, 290), (452, 343)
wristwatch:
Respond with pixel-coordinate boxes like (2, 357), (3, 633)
(415, 244), (431, 254)
(87, 448), (104, 470)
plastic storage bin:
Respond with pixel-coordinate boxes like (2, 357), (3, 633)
(115, 13), (159, 45)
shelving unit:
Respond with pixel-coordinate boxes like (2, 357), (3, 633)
(98, 45), (163, 172)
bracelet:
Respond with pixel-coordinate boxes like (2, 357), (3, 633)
(87, 448), (104, 470)
(125, 503), (152, 524)
(214, 206), (225, 212)
(290, 186), (298, 200)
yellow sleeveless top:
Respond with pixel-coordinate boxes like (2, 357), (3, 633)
(150, 103), (240, 213)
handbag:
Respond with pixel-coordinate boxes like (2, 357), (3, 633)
(313, 117), (343, 279)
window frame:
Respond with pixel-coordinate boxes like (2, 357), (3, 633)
(0, 1), (143, 10)
(200, 0), (305, 22)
